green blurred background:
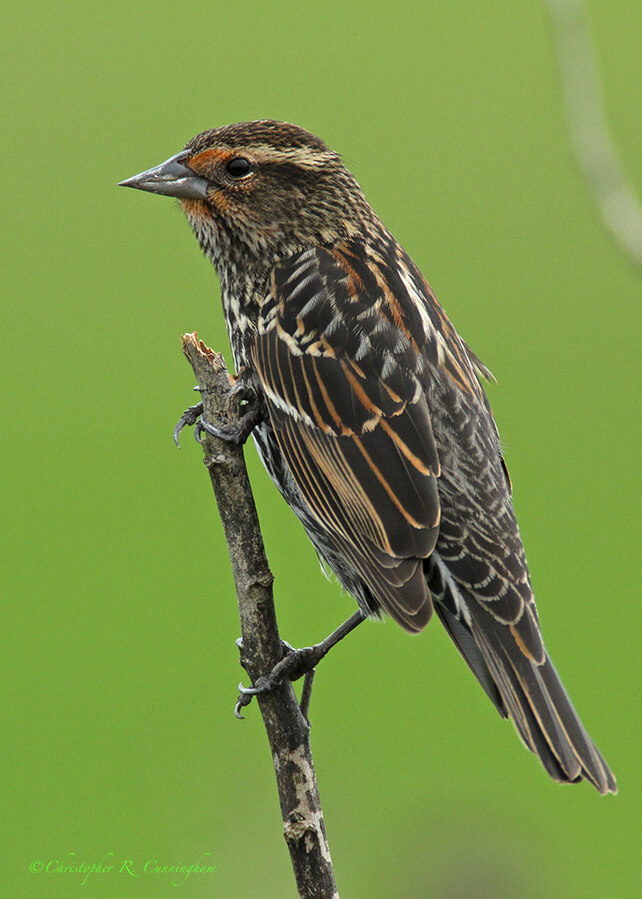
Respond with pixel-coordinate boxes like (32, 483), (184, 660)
(3, 1), (640, 896)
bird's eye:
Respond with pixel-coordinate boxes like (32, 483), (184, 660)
(226, 157), (252, 178)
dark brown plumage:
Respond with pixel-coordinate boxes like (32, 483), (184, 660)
(120, 120), (616, 793)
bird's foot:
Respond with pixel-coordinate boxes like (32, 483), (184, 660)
(239, 643), (326, 696)
(234, 611), (366, 719)
(194, 405), (261, 446)
(234, 642), (321, 722)
(173, 372), (264, 448)
(173, 400), (204, 447)
(234, 638), (301, 719)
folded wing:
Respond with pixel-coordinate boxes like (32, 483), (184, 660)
(252, 245), (441, 631)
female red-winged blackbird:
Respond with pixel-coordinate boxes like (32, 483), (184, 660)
(121, 120), (615, 793)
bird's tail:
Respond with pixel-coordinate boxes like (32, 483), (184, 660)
(435, 592), (616, 794)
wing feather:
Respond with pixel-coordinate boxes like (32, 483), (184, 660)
(252, 246), (442, 631)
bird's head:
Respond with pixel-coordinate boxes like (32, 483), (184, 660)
(120, 120), (371, 270)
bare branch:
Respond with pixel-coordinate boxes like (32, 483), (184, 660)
(180, 332), (338, 899)
(546, 0), (642, 270)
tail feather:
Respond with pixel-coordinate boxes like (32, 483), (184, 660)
(435, 602), (572, 783)
(437, 589), (616, 794)
(434, 601), (505, 715)
(536, 651), (617, 794)
(466, 601), (582, 781)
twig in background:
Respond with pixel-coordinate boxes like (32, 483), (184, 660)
(546, 0), (642, 270)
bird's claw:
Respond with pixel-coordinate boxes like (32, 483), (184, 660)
(236, 645), (323, 698)
(173, 401), (204, 447)
(175, 395), (263, 447)
(234, 690), (254, 720)
(234, 639), (321, 717)
(194, 415), (257, 446)
(174, 371), (265, 448)
(233, 613), (365, 718)
(238, 677), (274, 697)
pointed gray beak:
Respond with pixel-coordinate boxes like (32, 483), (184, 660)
(119, 150), (209, 200)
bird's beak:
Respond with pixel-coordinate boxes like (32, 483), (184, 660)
(119, 150), (209, 200)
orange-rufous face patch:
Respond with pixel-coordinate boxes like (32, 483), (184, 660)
(187, 147), (235, 174)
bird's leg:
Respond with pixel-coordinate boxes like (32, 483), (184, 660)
(235, 610), (367, 717)
(173, 371), (265, 447)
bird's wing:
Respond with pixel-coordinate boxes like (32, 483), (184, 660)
(390, 247), (616, 792)
(251, 244), (441, 632)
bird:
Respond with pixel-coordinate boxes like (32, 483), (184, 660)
(120, 120), (616, 793)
